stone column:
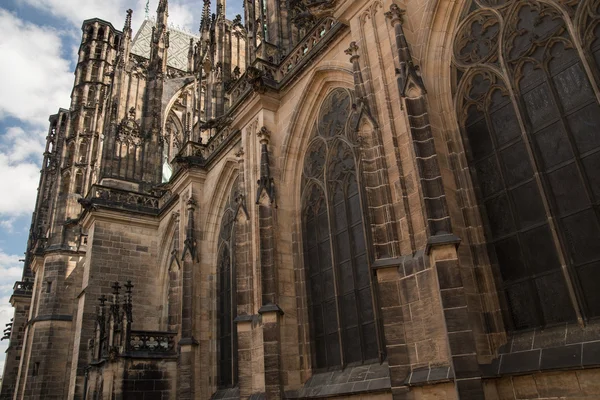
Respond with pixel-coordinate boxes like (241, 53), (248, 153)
(429, 242), (484, 400)
(386, 5), (484, 399)
(374, 266), (411, 400)
(255, 127), (283, 400)
(233, 148), (257, 398)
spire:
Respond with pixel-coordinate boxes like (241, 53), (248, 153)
(385, 5), (426, 97)
(118, 9), (133, 68)
(158, 0), (168, 15)
(145, 0), (150, 19)
(124, 8), (133, 33)
(157, 0), (169, 28)
(256, 127), (275, 204)
(150, 0), (169, 73)
(201, 0), (211, 33)
(217, 0), (225, 17)
(188, 38), (194, 73)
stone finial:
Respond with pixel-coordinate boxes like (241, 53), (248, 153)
(256, 127), (275, 204)
(158, 0), (169, 14)
(201, 0), (211, 32)
(124, 280), (134, 294)
(183, 196), (198, 261)
(235, 147), (245, 158)
(385, 4), (405, 26)
(257, 126), (271, 145)
(186, 195), (197, 209)
(111, 281), (122, 295)
(125, 9), (133, 31)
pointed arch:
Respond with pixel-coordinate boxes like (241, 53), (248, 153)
(215, 177), (240, 389)
(425, 0), (600, 334)
(157, 211), (182, 332)
(281, 64), (354, 187)
(204, 158), (240, 252)
(298, 87), (382, 370)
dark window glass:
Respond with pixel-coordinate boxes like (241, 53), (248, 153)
(302, 88), (380, 369)
(455, 0), (600, 328)
(216, 183), (239, 388)
(217, 246), (234, 388)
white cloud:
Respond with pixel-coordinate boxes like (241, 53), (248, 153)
(0, 218), (17, 233)
(0, 154), (40, 218)
(0, 10), (73, 127)
(1, 126), (46, 164)
(18, 0), (204, 33)
(0, 125), (47, 218)
(0, 11), (68, 220)
(0, 253), (23, 283)
(19, 0), (143, 28)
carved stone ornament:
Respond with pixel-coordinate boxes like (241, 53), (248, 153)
(246, 66), (266, 93)
(454, 9), (500, 67)
(116, 107), (143, 145)
(302, 0), (337, 18)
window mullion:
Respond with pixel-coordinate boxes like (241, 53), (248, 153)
(480, 96), (546, 328)
(325, 177), (345, 368)
(344, 177), (366, 364)
(538, 67), (595, 322)
(500, 58), (581, 325)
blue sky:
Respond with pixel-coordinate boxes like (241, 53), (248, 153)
(0, 0), (243, 375)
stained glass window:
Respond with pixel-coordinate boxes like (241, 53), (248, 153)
(302, 88), (380, 369)
(454, 0), (600, 329)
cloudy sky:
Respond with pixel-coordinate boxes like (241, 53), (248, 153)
(0, 0), (243, 376)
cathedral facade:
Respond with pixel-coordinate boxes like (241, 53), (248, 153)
(3, 0), (600, 398)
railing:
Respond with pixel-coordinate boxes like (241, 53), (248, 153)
(93, 186), (160, 210)
(128, 330), (176, 354)
(226, 17), (343, 107)
(278, 17), (339, 81)
(175, 127), (240, 166)
(13, 281), (33, 296)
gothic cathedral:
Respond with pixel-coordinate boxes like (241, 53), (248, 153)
(3, 0), (600, 399)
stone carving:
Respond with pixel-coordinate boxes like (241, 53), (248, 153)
(116, 107), (143, 145)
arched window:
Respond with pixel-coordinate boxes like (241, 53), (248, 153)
(216, 181), (239, 388)
(454, 0), (600, 330)
(61, 173), (71, 195)
(97, 27), (104, 41)
(65, 143), (75, 167)
(88, 86), (97, 107)
(166, 258), (181, 332)
(74, 170), (84, 195)
(94, 44), (102, 59)
(78, 141), (88, 163)
(84, 113), (93, 133)
(301, 88), (379, 370)
(90, 64), (99, 81)
(86, 26), (94, 42)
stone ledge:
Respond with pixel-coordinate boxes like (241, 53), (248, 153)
(371, 251), (426, 276)
(258, 304), (284, 315)
(481, 341), (600, 377)
(285, 362), (391, 398)
(426, 233), (461, 255)
(27, 314), (73, 326)
(210, 386), (240, 400)
(403, 365), (454, 386)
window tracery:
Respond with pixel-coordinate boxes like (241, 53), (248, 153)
(302, 88), (380, 369)
(454, 0), (600, 330)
